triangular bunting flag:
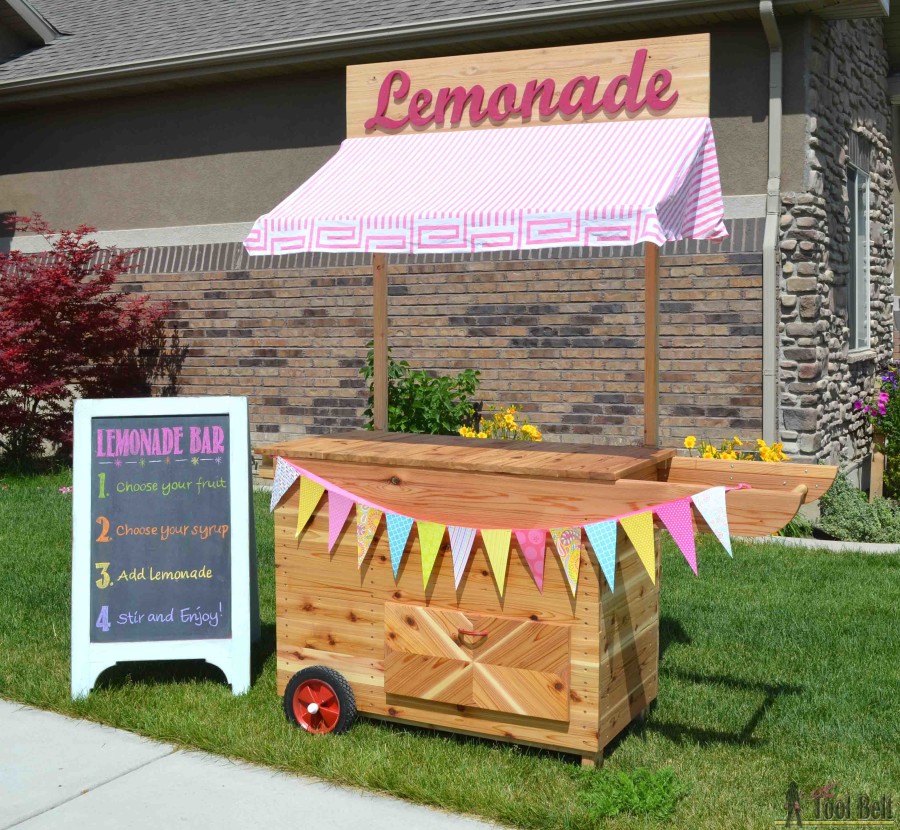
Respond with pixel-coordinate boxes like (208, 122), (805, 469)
(327, 490), (355, 553)
(356, 503), (383, 566)
(655, 498), (697, 574)
(619, 512), (657, 583)
(270, 457), (301, 512)
(514, 529), (546, 592)
(295, 476), (325, 537)
(449, 526), (476, 589)
(385, 513), (414, 577)
(417, 521), (446, 587)
(550, 528), (582, 595)
(691, 486), (733, 557)
(481, 529), (512, 595)
(584, 520), (617, 591)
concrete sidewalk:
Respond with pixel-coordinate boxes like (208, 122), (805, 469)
(0, 700), (499, 830)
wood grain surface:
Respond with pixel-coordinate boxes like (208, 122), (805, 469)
(257, 432), (675, 482)
(267, 454), (803, 536)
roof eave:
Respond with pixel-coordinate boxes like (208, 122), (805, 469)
(2, 0), (60, 46)
(0, 0), (887, 105)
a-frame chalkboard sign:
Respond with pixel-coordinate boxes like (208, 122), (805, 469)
(71, 397), (257, 698)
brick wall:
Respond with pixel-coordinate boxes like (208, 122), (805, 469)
(123, 220), (764, 452)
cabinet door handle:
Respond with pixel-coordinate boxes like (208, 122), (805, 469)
(458, 628), (488, 637)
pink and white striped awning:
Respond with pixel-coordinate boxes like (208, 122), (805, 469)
(243, 117), (727, 256)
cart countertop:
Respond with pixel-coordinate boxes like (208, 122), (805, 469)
(256, 431), (675, 482)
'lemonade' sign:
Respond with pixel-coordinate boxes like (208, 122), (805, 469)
(346, 33), (709, 137)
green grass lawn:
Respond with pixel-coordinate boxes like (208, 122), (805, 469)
(1, 470), (898, 829)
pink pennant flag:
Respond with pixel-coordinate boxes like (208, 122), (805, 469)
(655, 498), (697, 575)
(449, 526), (476, 589)
(514, 529), (546, 592)
(327, 491), (355, 553)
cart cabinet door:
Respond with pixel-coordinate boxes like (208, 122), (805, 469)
(384, 602), (571, 721)
(384, 603), (474, 707)
(470, 614), (571, 721)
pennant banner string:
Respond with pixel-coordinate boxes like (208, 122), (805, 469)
(277, 457), (752, 531)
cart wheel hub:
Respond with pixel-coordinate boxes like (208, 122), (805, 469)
(291, 678), (341, 733)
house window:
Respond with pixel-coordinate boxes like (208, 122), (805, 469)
(847, 163), (870, 352)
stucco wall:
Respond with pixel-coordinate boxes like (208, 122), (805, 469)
(0, 21), (810, 235)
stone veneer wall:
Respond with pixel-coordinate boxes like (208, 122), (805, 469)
(120, 221), (764, 453)
(778, 17), (893, 467)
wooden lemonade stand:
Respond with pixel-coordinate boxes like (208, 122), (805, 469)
(246, 34), (837, 765)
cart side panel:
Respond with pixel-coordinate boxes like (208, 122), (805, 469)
(274, 475), (607, 756)
(597, 535), (660, 750)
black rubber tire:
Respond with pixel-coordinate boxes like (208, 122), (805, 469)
(283, 666), (357, 735)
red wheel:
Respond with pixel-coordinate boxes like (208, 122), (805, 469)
(283, 666), (357, 735)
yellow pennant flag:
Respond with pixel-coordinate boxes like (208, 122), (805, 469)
(295, 476), (325, 537)
(417, 521), (446, 588)
(481, 529), (512, 595)
(619, 512), (657, 584)
(356, 503), (383, 566)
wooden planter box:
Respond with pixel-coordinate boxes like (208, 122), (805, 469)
(261, 433), (836, 765)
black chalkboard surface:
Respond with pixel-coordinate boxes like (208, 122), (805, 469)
(90, 414), (233, 642)
(72, 397), (254, 698)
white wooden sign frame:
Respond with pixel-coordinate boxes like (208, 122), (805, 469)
(71, 396), (255, 698)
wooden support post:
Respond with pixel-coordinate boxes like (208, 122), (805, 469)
(644, 243), (660, 448)
(870, 431), (885, 502)
(372, 253), (389, 432)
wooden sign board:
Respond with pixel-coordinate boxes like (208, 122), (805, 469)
(347, 33), (709, 138)
(71, 397), (257, 698)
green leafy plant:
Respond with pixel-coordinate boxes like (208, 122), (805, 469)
(815, 472), (900, 543)
(576, 766), (687, 822)
(777, 512), (814, 538)
(360, 344), (480, 434)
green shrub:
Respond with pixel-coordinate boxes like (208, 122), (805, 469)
(360, 345), (480, 435)
(816, 472), (900, 543)
(576, 766), (687, 822)
(778, 513), (814, 538)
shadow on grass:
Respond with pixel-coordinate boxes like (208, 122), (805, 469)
(92, 623), (276, 691)
(645, 669), (804, 748)
(659, 615), (692, 660)
(359, 715), (583, 766)
(599, 615), (803, 754)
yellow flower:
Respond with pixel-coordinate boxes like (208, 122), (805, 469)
(733, 436), (743, 446)
(504, 413), (516, 427)
(720, 451), (737, 460)
(458, 426), (475, 438)
(684, 435), (697, 449)
(702, 448), (716, 459)
(477, 431), (488, 439)
(757, 438), (767, 447)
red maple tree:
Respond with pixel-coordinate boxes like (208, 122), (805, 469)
(0, 215), (172, 464)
